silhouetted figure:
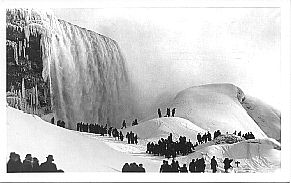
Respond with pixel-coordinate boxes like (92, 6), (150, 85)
(170, 160), (179, 172)
(238, 131), (241, 136)
(197, 133), (202, 144)
(211, 156), (218, 173)
(138, 164), (146, 172)
(158, 108), (162, 118)
(126, 132), (130, 144)
(22, 154), (33, 172)
(32, 157), (40, 172)
(122, 163), (130, 172)
(134, 134), (138, 144)
(171, 108), (176, 117)
(40, 155), (57, 172)
(120, 131), (124, 141)
(189, 159), (195, 173)
(121, 120), (126, 129)
(160, 160), (171, 172)
(166, 108), (171, 117)
(223, 158), (233, 173)
(51, 117), (55, 124)
(132, 119), (138, 126)
(180, 164), (188, 173)
(7, 152), (22, 173)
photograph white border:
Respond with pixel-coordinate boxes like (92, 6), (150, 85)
(0, 0), (290, 182)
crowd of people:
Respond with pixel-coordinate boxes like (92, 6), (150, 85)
(146, 133), (195, 158)
(159, 156), (233, 173)
(122, 162), (145, 172)
(242, 132), (255, 140)
(126, 131), (138, 144)
(7, 152), (63, 173)
(197, 131), (213, 144)
(157, 108), (176, 118)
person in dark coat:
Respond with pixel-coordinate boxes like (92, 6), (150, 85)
(211, 156), (218, 173)
(122, 163), (130, 172)
(223, 158), (233, 173)
(40, 155), (57, 172)
(120, 131), (124, 141)
(51, 117), (55, 124)
(126, 132), (130, 144)
(171, 108), (176, 117)
(138, 164), (146, 172)
(7, 152), (22, 173)
(121, 120), (126, 129)
(180, 164), (188, 173)
(22, 154), (33, 172)
(166, 108), (171, 117)
(158, 108), (162, 118)
(134, 134), (138, 144)
(189, 159), (195, 173)
(160, 160), (171, 172)
(32, 157), (40, 172)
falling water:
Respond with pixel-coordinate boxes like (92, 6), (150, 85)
(7, 9), (132, 129)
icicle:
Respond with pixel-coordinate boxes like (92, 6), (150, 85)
(23, 39), (26, 56)
(24, 26), (30, 43)
(18, 40), (22, 57)
(35, 84), (38, 107)
(22, 78), (25, 99)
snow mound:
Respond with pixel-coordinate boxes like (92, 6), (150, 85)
(213, 134), (244, 145)
(241, 95), (281, 142)
(178, 138), (280, 173)
(170, 83), (268, 139)
(6, 107), (160, 172)
(121, 117), (206, 142)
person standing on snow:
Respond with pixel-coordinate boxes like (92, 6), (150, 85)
(211, 156), (218, 173)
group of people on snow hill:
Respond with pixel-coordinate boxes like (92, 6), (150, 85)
(7, 152), (63, 173)
(213, 130), (222, 139)
(121, 119), (139, 129)
(126, 131), (138, 144)
(197, 131), (212, 144)
(122, 162), (145, 172)
(76, 122), (108, 136)
(189, 157), (207, 173)
(242, 132), (255, 140)
(51, 117), (65, 128)
(157, 108), (176, 118)
(57, 120), (65, 128)
(146, 133), (195, 158)
(159, 156), (234, 173)
(160, 160), (188, 173)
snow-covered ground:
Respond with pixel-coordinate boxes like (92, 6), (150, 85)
(7, 105), (280, 172)
(170, 83), (280, 140)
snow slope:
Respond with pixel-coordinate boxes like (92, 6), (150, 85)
(170, 83), (269, 138)
(121, 117), (206, 142)
(7, 107), (160, 172)
(7, 105), (280, 173)
(241, 95), (281, 142)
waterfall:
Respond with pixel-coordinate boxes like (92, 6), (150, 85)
(7, 9), (132, 129)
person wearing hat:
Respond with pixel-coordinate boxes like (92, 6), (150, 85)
(32, 157), (40, 172)
(7, 152), (22, 173)
(22, 154), (33, 172)
(40, 155), (57, 172)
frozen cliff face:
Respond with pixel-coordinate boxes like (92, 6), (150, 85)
(7, 9), (132, 129)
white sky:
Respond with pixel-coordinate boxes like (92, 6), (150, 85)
(52, 8), (281, 112)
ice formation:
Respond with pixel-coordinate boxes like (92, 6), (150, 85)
(7, 9), (132, 129)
